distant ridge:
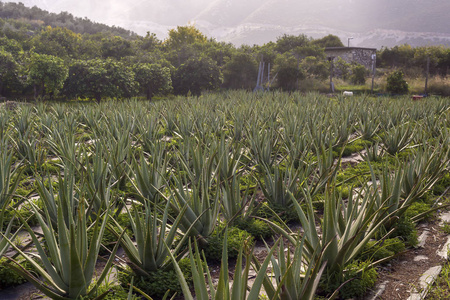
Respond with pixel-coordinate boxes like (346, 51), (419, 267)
(4, 0), (450, 47)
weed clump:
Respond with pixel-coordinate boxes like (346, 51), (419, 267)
(204, 226), (254, 261)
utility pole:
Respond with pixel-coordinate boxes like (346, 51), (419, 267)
(425, 55), (430, 95)
(371, 53), (376, 93)
(348, 37), (353, 47)
(329, 56), (335, 93)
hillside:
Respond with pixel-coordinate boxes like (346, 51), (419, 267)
(3, 0), (450, 47)
(0, 1), (136, 38)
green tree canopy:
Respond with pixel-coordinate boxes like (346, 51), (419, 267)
(31, 26), (81, 58)
(63, 58), (137, 102)
(311, 34), (344, 48)
(165, 25), (207, 50)
(27, 52), (68, 98)
(165, 25), (208, 67)
(275, 34), (310, 54)
(133, 63), (172, 100)
(0, 48), (19, 96)
(222, 52), (258, 90)
(172, 56), (222, 96)
(101, 35), (134, 59)
(274, 52), (305, 91)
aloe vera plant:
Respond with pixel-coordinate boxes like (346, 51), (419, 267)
(382, 123), (415, 155)
(357, 109), (381, 140)
(131, 147), (167, 204)
(12, 130), (48, 170)
(247, 124), (279, 168)
(220, 172), (254, 225)
(168, 175), (220, 241)
(0, 142), (21, 255)
(400, 146), (448, 200)
(256, 238), (330, 300)
(80, 144), (113, 215)
(34, 166), (87, 227)
(169, 231), (278, 300)
(0, 141), (21, 208)
(3, 201), (119, 300)
(259, 163), (302, 209)
(269, 188), (396, 288)
(109, 200), (188, 277)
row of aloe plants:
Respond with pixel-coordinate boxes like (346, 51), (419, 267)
(0, 91), (449, 299)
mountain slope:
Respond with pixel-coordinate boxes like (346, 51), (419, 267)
(4, 0), (450, 47)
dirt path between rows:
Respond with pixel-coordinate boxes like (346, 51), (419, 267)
(366, 210), (450, 300)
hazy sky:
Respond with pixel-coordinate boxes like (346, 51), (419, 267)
(7, 0), (450, 47)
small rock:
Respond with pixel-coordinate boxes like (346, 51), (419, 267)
(413, 255), (429, 262)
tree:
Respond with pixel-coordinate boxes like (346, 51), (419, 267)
(311, 34), (344, 48)
(222, 52), (258, 90)
(351, 64), (367, 85)
(27, 53), (68, 99)
(0, 37), (23, 56)
(165, 25), (207, 67)
(31, 26), (81, 58)
(136, 32), (162, 52)
(165, 25), (207, 50)
(274, 53), (305, 91)
(0, 48), (18, 96)
(172, 56), (222, 96)
(101, 35), (134, 59)
(386, 70), (409, 94)
(275, 34), (310, 54)
(300, 56), (328, 80)
(133, 63), (172, 100)
(63, 58), (137, 102)
(334, 57), (351, 80)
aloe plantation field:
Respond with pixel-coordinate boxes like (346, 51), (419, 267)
(1, 91), (450, 299)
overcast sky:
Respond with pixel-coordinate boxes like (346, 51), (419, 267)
(6, 0), (450, 47)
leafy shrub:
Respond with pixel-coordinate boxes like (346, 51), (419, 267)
(0, 257), (27, 288)
(118, 258), (194, 299)
(204, 226), (254, 261)
(235, 218), (275, 240)
(103, 285), (139, 300)
(255, 202), (299, 223)
(386, 70), (409, 94)
(359, 238), (405, 262)
(404, 201), (432, 221)
(120, 268), (180, 299)
(351, 64), (367, 85)
(339, 261), (378, 299)
(432, 173), (450, 195)
(391, 216), (418, 247)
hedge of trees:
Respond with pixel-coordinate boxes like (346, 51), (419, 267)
(1, 1), (449, 101)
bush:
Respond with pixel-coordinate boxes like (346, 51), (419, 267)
(339, 261), (378, 299)
(351, 64), (367, 85)
(118, 259), (193, 299)
(235, 218), (275, 240)
(404, 201), (432, 221)
(255, 202), (299, 223)
(203, 226), (254, 261)
(386, 70), (409, 94)
(0, 257), (28, 288)
(359, 238), (405, 262)
(391, 216), (418, 247)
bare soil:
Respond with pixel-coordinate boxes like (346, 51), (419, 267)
(372, 219), (448, 299)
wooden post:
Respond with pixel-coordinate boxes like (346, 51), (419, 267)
(371, 53), (376, 94)
(296, 52), (300, 90)
(329, 57), (335, 93)
(425, 56), (430, 95)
